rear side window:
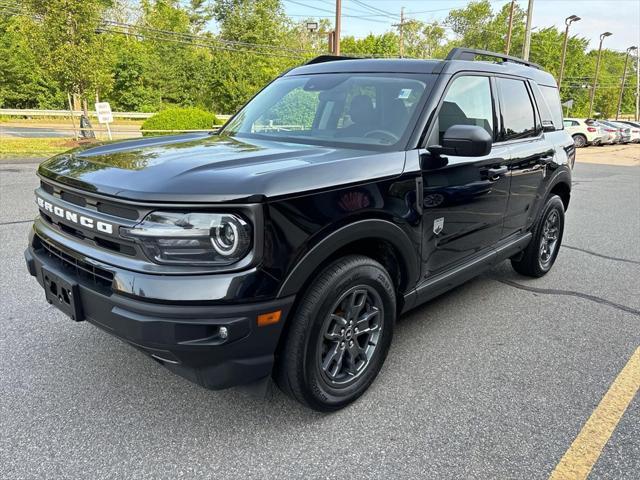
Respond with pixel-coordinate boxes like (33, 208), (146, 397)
(437, 75), (494, 142)
(539, 85), (564, 130)
(497, 77), (536, 141)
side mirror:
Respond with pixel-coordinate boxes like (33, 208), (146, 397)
(428, 125), (493, 158)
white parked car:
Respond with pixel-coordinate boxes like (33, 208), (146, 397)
(563, 117), (604, 147)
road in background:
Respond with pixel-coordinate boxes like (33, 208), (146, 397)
(1, 123), (143, 139)
(0, 153), (638, 479)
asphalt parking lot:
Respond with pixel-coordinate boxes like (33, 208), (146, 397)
(1, 147), (639, 479)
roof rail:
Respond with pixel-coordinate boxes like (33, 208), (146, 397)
(305, 55), (360, 65)
(446, 48), (541, 70)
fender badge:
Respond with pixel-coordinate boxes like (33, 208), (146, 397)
(433, 217), (444, 235)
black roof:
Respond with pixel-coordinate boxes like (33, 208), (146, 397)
(286, 48), (557, 87)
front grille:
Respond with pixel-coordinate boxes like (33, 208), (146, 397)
(37, 180), (140, 257)
(40, 180), (140, 220)
(35, 235), (114, 290)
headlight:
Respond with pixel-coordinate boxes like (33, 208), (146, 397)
(121, 212), (252, 266)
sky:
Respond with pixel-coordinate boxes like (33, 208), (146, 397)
(281, 0), (640, 53)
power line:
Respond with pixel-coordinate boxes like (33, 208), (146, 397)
(283, 0), (390, 24)
(99, 21), (317, 58)
(350, 0), (398, 20)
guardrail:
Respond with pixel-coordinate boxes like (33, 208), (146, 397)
(0, 108), (232, 121)
(1, 108), (153, 119)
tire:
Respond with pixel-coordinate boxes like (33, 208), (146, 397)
(572, 134), (587, 148)
(511, 195), (565, 278)
(274, 255), (396, 412)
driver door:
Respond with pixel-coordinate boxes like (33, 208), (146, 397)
(420, 75), (511, 276)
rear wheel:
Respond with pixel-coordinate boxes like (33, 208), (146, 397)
(274, 255), (395, 412)
(511, 195), (564, 277)
(572, 134), (587, 148)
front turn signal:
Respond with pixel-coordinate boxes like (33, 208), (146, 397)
(257, 310), (281, 327)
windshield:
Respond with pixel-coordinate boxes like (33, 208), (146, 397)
(222, 73), (432, 149)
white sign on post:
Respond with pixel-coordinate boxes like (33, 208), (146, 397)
(94, 102), (113, 140)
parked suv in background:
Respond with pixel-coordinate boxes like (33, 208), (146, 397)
(25, 48), (574, 411)
(563, 117), (603, 147)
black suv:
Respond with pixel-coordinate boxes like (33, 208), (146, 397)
(25, 49), (573, 411)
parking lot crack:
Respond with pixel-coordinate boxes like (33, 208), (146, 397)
(562, 244), (640, 265)
(489, 277), (640, 317)
(0, 219), (32, 226)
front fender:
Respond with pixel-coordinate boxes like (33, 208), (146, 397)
(277, 219), (420, 298)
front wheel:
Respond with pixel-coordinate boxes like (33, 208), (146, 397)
(274, 255), (396, 412)
(511, 195), (565, 277)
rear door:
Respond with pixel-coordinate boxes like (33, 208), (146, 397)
(495, 77), (553, 237)
(420, 74), (510, 275)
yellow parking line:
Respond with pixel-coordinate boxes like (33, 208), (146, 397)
(549, 347), (640, 480)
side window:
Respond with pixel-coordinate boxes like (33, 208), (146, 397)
(497, 78), (536, 141)
(539, 85), (564, 130)
(563, 120), (573, 128)
(437, 75), (494, 142)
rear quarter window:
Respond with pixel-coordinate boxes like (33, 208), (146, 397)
(538, 85), (564, 131)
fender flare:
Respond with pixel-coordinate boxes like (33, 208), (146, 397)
(277, 219), (420, 298)
(545, 169), (572, 205)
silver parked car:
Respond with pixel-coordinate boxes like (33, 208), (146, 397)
(616, 121), (640, 143)
(598, 120), (624, 144)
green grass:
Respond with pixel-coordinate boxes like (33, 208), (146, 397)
(0, 137), (81, 159)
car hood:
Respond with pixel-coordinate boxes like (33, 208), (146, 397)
(38, 133), (405, 202)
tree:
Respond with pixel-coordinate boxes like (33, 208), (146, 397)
(403, 21), (447, 59)
(26, 0), (116, 111)
(341, 32), (399, 57)
(209, 0), (302, 113)
(446, 0), (494, 51)
(0, 15), (63, 108)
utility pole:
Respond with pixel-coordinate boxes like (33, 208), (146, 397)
(616, 46), (637, 120)
(589, 32), (612, 118)
(636, 49), (640, 121)
(522, 0), (534, 60)
(558, 15), (581, 90)
(392, 7), (408, 58)
(505, 0), (515, 55)
(334, 0), (341, 55)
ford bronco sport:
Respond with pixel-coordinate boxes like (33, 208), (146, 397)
(25, 48), (573, 411)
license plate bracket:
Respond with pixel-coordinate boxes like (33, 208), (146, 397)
(42, 267), (84, 322)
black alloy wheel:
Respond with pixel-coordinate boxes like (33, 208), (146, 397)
(539, 209), (560, 269)
(511, 194), (565, 277)
(275, 255), (395, 412)
(317, 286), (383, 386)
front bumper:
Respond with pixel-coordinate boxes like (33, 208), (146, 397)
(25, 235), (294, 390)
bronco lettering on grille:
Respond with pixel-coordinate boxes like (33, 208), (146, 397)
(37, 196), (114, 234)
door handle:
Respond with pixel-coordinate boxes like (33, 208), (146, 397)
(488, 166), (508, 180)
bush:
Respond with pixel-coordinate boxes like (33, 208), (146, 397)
(141, 107), (217, 135)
